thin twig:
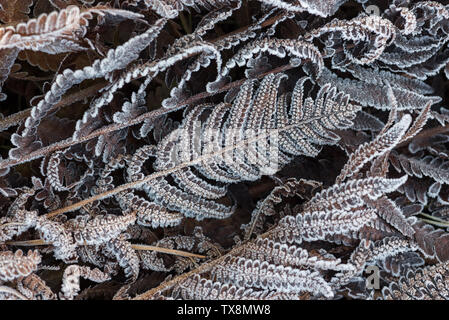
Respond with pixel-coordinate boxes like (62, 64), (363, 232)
(419, 212), (449, 224)
(420, 218), (449, 228)
(4, 239), (206, 259)
(132, 244), (205, 259)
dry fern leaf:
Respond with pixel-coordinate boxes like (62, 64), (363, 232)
(382, 261), (449, 300)
(154, 243), (338, 299)
(292, 175), (408, 242)
(303, 176), (408, 213)
(137, 173), (407, 300)
(147, 0), (345, 19)
(207, 38), (324, 92)
(306, 15), (396, 65)
(144, 0), (236, 19)
(336, 114), (412, 183)
(412, 221), (449, 262)
(212, 256), (334, 298)
(134, 172), (408, 300)
(0, 0), (33, 24)
(243, 178), (321, 240)
(18, 273), (56, 300)
(331, 237), (418, 289)
(0, 47), (19, 101)
(0, 249), (41, 282)
(239, 237), (353, 272)
(142, 73), (359, 220)
(104, 238), (139, 281)
(259, 0), (346, 17)
(0, 209), (37, 242)
(60, 265), (110, 300)
(390, 152), (449, 185)
(172, 274), (298, 300)
(8, 18), (166, 161)
(39, 71), (359, 219)
(0, 5), (144, 54)
(35, 216), (77, 262)
(317, 67), (441, 111)
(344, 64), (434, 95)
(71, 213), (137, 246)
(363, 196), (415, 238)
(95, 148), (184, 229)
(0, 5), (92, 53)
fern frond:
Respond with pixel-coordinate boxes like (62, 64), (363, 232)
(243, 178), (321, 240)
(390, 153), (449, 185)
(0, 6), (92, 53)
(336, 114), (412, 183)
(173, 274), (299, 300)
(207, 38), (324, 92)
(60, 265), (110, 300)
(116, 192), (184, 228)
(382, 261), (449, 300)
(71, 213), (137, 246)
(103, 238), (139, 281)
(303, 176), (408, 213)
(317, 67), (441, 111)
(363, 196), (415, 238)
(258, 0), (345, 17)
(18, 273), (56, 300)
(146, 73), (359, 219)
(0, 249), (41, 282)
(35, 216), (77, 262)
(144, 0), (235, 19)
(331, 237), (418, 288)
(213, 255), (334, 298)
(239, 238), (354, 272)
(306, 15), (396, 65)
(8, 18), (166, 160)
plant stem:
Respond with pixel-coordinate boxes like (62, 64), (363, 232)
(4, 239), (206, 259)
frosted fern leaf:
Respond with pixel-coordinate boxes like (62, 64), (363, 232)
(136, 73), (360, 220)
